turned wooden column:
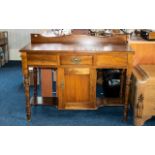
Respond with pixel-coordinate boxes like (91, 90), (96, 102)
(124, 54), (133, 121)
(124, 76), (131, 121)
(21, 52), (31, 121)
(120, 69), (125, 99)
(33, 67), (38, 104)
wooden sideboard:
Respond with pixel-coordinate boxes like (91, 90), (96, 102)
(20, 34), (134, 121)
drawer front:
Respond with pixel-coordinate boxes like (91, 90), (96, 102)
(27, 54), (58, 66)
(95, 53), (128, 67)
(60, 55), (92, 65)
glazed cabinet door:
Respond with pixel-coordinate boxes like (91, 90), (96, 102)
(57, 67), (96, 110)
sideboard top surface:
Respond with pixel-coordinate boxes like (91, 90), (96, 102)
(20, 34), (134, 53)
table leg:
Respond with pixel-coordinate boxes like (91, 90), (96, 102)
(33, 67), (38, 104)
(124, 74), (131, 121)
(22, 53), (31, 121)
(120, 69), (125, 98)
(24, 75), (31, 121)
(124, 54), (133, 121)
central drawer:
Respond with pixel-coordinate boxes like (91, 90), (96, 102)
(60, 55), (93, 65)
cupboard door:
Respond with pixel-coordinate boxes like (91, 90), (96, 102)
(57, 68), (96, 109)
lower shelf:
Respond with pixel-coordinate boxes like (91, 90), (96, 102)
(30, 96), (124, 108)
(96, 97), (123, 107)
(63, 102), (97, 110)
(30, 97), (58, 106)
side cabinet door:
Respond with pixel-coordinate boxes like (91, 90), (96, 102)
(57, 68), (96, 110)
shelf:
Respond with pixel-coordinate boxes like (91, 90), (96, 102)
(30, 96), (123, 108)
(63, 102), (97, 110)
(30, 96), (58, 106)
(96, 97), (123, 107)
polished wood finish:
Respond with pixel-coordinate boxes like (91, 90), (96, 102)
(33, 67), (38, 105)
(30, 34), (128, 44)
(129, 37), (155, 66)
(60, 55), (93, 65)
(40, 31), (128, 96)
(96, 98), (122, 107)
(41, 30), (90, 96)
(124, 53), (133, 120)
(31, 33), (130, 97)
(30, 97), (58, 106)
(95, 53), (127, 68)
(57, 67), (96, 110)
(21, 52), (31, 121)
(41, 69), (53, 97)
(130, 65), (155, 125)
(20, 34), (133, 121)
(27, 54), (58, 66)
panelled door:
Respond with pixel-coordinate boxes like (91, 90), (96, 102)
(57, 67), (96, 110)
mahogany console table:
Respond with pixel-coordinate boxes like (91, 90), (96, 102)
(20, 34), (134, 121)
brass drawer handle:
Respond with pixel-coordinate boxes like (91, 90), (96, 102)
(71, 57), (81, 64)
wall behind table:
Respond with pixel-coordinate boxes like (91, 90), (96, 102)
(1, 29), (45, 60)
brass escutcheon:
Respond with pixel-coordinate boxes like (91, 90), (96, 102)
(71, 57), (81, 64)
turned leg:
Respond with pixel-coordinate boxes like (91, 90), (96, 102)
(21, 52), (31, 121)
(33, 67), (38, 105)
(120, 69), (125, 98)
(24, 75), (31, 121)
(123, 54), (133, 121)
(123, 75), (131, 121)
